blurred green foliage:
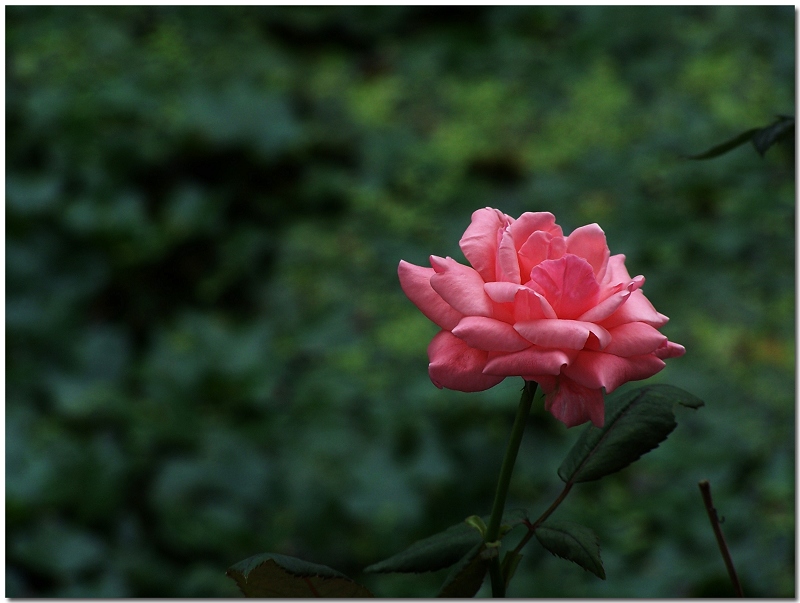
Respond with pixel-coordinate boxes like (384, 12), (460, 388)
(6, 6), (794, 597)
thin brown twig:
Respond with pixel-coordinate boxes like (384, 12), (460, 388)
(698, 479), (744, 597)
(303, 577), (322, 597)
(509, 482), (574, 559)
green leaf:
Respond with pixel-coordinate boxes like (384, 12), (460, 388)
(686, 115), (795, 160)
(436, 543), (491, 598)
(535, 521), (605, 580)
(364, 521), (481, 574)
(500, 551), (523, 589)
(752, 115), (794, 157)
(364, 509), (528, 574)
(226, 553), (373, 598)
(685, 128), (759, 160)
(558, 384), (704, 484)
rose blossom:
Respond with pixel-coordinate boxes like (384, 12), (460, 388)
(398, 208), (685, 428)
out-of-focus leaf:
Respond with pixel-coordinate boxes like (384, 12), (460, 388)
(752, 115), (794, 156)
(685, 128), (759, 160)
(226, 553), (373, 598)
(558, 385), (704, 484)
(436, 542), (491, 598)
(364, 520), (481, 575)
(687, 115), (794, 159)
(365, 509), (527, 574)
(500, 550), (523, 589)
(534, 521), (605, 579)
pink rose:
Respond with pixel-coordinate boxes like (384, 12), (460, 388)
(398, 208), (685, 428)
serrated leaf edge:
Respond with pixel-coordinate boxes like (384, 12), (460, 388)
(226, 554), (374, 598)
(535, 523), (605, 580)
(558, 385), (703, 484)
(437, 543), (490, 598)
(364, 508), (529, 575)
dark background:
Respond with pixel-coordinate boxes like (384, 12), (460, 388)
(6, 6), (794, 597)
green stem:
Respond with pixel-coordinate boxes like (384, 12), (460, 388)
(485, 380), (541, 597)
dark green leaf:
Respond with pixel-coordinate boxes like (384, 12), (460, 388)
(497, 508), (530, 536)
(558, 384), (704, 483)
(500, 551), (523, 589)
(364, 509), (528, 574)
(535, 521), (605, 579)
(364, 521), (481, 574)
(227, 553), (373, 598)
(436, 543), (491, 598)
(687, 115), (795, 160)
(752, 115), (794, 156)
(685, 128), (759, 160)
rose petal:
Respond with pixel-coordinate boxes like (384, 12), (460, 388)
(482, 347), (572, 377)
(427, 330), (505, 392)
(601, 289), (669, 329)
(601, 254), (632, 288)
(518, 231), (552, 279)
(398, 261), (463, 331)
(578, 276), (644, 323)
(604, 322), (667, 357)
(566, 223), (610, 280)
(528, 254), (600, 319)
(485, 283), (556, 322)
(509, 211), (561, 248)
(513, 287), (556, 321)
(526, 375), (557, 390)
(540, 377), (605, 428)
(429, 255), (494, 318)
(452, 316), (532, 352)
(515, 319), (611, 350)
(548, 235), (567, 260)
(654, 340), (686, 359)
(496, 229), (521, 284)
(484, 281), (524, 303)
(459, 207), (511, 282)
(562, 350), (666, 393)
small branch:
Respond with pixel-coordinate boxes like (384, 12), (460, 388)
(509, 481), (574, 560)
(303, 577), (321, 597)
(698, 480), (744, 597)
(530, 481), (574, 532)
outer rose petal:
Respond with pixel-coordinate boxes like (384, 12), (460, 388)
(579, 276), (644, 323)
(528, 254), (600, 319)
(452, 316), (532, 352)
(654, 340), (686, 359)
(428, 330), (504, 392)
(398, 261), (463, 331)
(601, 254), (632, 289)
(563, 350), (665, 393)
(601, 289), (669, 329)
(429, 255), (494, 318)
(483, 347), (572, 377)
(604, 322), (667, 357)
(459, 207), (511, 282)
(514, 319), (611, 350)
(540, 376), (605, 428)
(566, 223), (610, 280)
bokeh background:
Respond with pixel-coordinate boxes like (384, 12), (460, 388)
(6, 6), (794, 598)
